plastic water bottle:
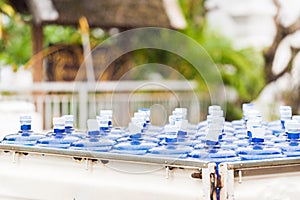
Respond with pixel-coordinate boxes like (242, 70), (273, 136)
(206, 105), (225, 143)
(111, 108), (159, 155)
(280, 106), (292, 130)
(97, 110), (126, 141)
(63, 115), (86, 138)
(137, 108), (151, 128)
(190, 105), (240, 162)
(104, 127), (126, 141)
(242, 103), (255, 122)
(112, 121), (157, 155)
(99, 109), (113, 128)
(281, 119), (300, 157)
(2, 115), (45, 146)
(220, 122), (237, 151)
(147, 108), (193, 158)
(237, 126), (283, 160)
(267, 120), (285, 137)
(97, 115), (111, 133)
(148, 129), (193, 158)
(70, 119), (115, 152)
(36, 117), (79, 149)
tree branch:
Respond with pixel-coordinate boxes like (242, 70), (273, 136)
(268, 46), (300, 83)
(264, 0), (285, 83)
(287, 16), (300, 34)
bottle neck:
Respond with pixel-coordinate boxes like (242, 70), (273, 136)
(287, 132), (300, 140)
(65, 126), (74, 134)
(251, 138), (264, 143)
(21, 124), (31, 131)
(54, 128), (65, 135)
(88, 130), (100, 137)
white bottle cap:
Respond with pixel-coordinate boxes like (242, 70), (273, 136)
(209, 109), (223, 117)
(53, 117), (65, 129)
(205, 128), (220, 142)
(99, 110), (113, 116)
(64, 115), (74, 126)
(175, 119), (188, 131)
(164, 124), (178, 133)
(129, 122), (142, 134)
(251, 126), (265, 139)
(208, 105), (221, 115)
(20, 115), (32, 123)
(87, 119), (99, 132)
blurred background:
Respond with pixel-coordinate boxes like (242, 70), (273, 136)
(0, 0), (300, 131)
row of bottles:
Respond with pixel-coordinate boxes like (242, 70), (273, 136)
(2, 105), (300, 162)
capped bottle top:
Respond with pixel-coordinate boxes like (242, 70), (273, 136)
(96, 115), (110, 128)
(280, 105), (292, 110)
(251, 126), (265, 139)
(20, 115), (32, 123)
(246, 119), (262, 130)
(53, 117), (65, 134)
(53, 117), (65, 126)
(99, 109), (113, 116)
(169, 115), (176, 125)
(246, 109), (262, 120)
(131, 117), (145, 126)
(164, 124), (178, 133)
(242, 103), (254, 112)
(134, 112), (147, 119)
(208, 116), (225, 124)
(138, 108), (150, 115)
(292, 115), (300, 122)
(128, 122), (142, 134)
(19, 115), (32, 131)
(279, 106), (292, 119)
(64, 115), (73, 122)
(87, 119), (100, 135)
(285, 120), (300, 132)
(175, 119), (188, 131)
(208, 105), (221, 114)
(64, 115), (74, 127)
(205, 128), (220, 142)
(172, 108), (187, 119)
(174, 107), (187, 114)
(208, 108), (223, 117)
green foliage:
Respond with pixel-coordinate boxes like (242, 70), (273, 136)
(44, 25), (81, 46)
(0, 0), (266, 120)
(0, 16), (31, 66)
(201, 32), (265, 102)
(179, 0), (265, 119)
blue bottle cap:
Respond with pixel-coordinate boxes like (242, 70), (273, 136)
(252, 138), (264, 143)
(19, 115), (32, 131)
(165, 136), (177, 143)
(287, 132), (300, 139)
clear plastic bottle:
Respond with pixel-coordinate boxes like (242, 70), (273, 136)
(112, 139), (158, 155)
(36, 117), (79, 149)
(281, 119), (300, 157)
(190, 105), (240, 162)
(99, 109), (113, 128)
(70, 119), (115, 152)
(2, 115), (45, 146)
(97, 115), (111, 133)
(147, 109), (193, 159)
(242, 103), (255, 122)
(137, 108), (151, 129)
(64, 115), (86, 138)
(112, 112), (158, 155)
(148, 132), (193, 159)
(237, 126), (283, 160)
(190, 123), (240, 162)
(280, 106), (292, 130)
